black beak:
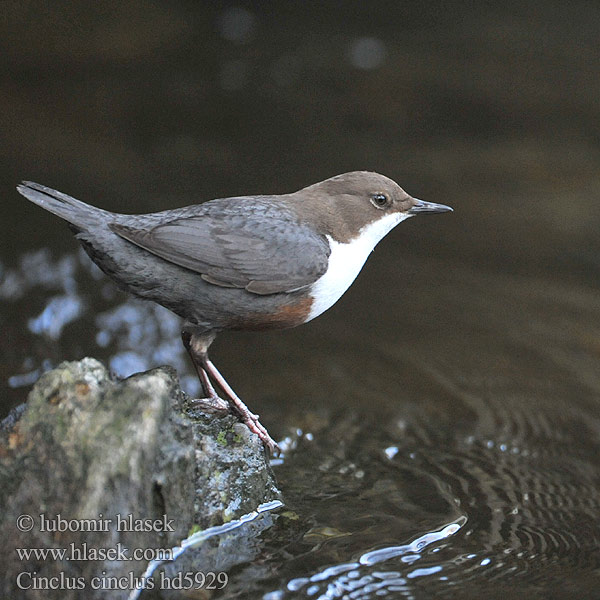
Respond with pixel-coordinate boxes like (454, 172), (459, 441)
(408, 199), (453, 215)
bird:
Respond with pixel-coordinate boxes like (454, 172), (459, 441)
(17, 172), (452, 454)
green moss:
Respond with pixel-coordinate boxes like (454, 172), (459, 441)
(216, 431), (228, 446)
(187, 524), (202, 537)
(281, 511), (300, 520)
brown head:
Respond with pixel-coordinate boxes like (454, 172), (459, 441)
(287, 171), (452, 243)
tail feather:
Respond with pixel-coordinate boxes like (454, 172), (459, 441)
(16, 182), (109, 229)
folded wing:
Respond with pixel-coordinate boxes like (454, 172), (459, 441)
(110, 197), (330, 295)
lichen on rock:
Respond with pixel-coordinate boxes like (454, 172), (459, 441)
(0, 358), (281, 600)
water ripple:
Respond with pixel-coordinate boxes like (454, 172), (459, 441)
(273, 519), (465, 599)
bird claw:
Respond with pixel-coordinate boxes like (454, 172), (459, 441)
(189, 395), (230, 413)
(190, 397), (280, 455)
(239, 413), (281, 456)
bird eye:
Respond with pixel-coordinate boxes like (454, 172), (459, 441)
(370, 193), (390, 209)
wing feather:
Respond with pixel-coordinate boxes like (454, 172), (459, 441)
(109, 197), (329, 295)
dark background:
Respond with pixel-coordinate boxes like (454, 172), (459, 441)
(1, 2), (599, 598)
(3, 1), (599, 275)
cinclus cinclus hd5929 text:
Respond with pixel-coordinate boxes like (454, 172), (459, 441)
(17, 172), (452, 454)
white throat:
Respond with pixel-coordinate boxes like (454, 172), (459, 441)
(307, 212), (410, 321)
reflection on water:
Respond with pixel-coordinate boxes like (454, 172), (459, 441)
(28, 294), (84, 340)
(1, 249), (200, 397)
(276, 518), (466, 598)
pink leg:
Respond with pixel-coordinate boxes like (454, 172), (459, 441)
(191, 364), (229, 413)
(203, 358), (280, 456)
(182, 328), (280, 455)
(182, 330), (229, 412)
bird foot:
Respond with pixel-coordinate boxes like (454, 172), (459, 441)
(240, 412), (281, 457)
(189, 396), (280, 456)
(189, 395), (230, 414)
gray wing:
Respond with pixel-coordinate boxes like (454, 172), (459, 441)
(109, 197), (330, 295)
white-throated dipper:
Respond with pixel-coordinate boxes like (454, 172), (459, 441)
(17, 172), (452, 454)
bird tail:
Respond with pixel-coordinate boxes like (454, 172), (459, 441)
(16, 181), (111, 230)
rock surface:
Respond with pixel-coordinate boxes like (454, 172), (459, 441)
(0, 358), (281, 600)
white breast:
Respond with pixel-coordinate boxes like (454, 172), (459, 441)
(307, 212), (410, 321)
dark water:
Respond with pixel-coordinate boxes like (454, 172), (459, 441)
(2, 2), (600, 598)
